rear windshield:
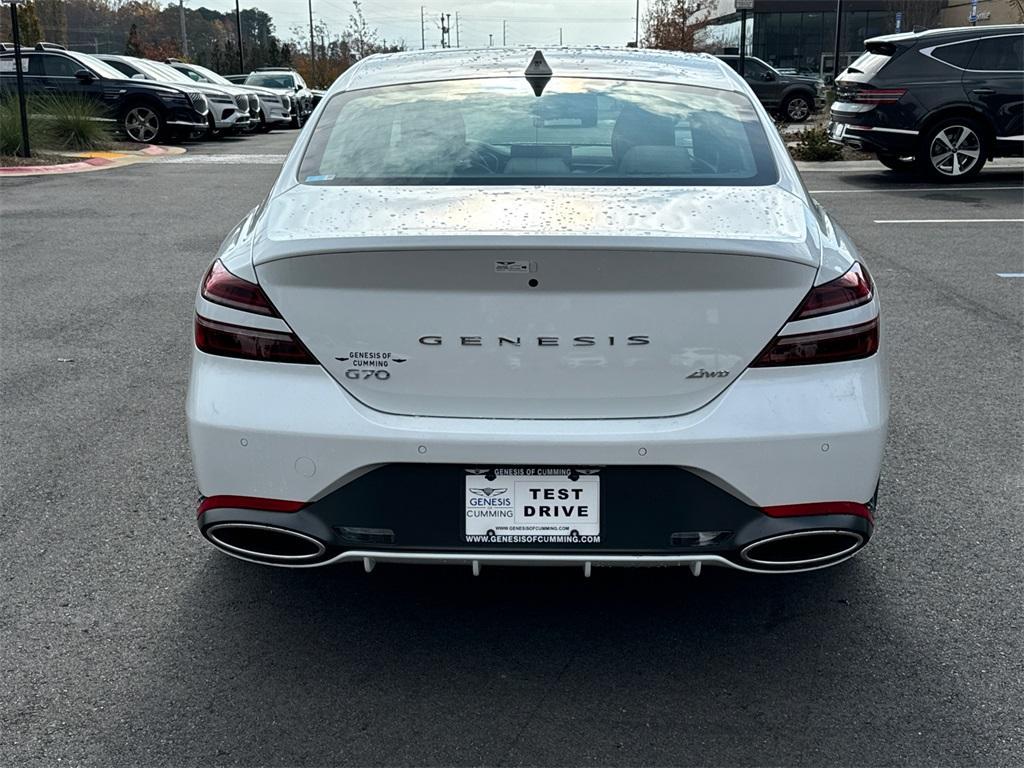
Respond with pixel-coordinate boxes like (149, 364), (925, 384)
(247, 73), (295, 88)
(846, 51), (892, 77)
(297, 77), (778, 186)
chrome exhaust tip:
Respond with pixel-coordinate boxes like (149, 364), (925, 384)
(205, 523), (327, 563)
(740, 529), (864, 569)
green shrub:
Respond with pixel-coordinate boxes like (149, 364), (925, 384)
(0, 96), (52, 155)
(34, 93), (113, 151)
(0, 93), (111, 155)
(790, 124), (843, 162)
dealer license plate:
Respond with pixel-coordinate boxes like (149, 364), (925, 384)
(830, 121), (847, 140)
(464, 469), (601, 544)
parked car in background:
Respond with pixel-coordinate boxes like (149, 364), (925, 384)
(240, 67), (314, 127)
(167, 60), (293, 131)
(829, 25), (1024, 180)
(224, 74), (248, 84)
(0, 42), (208, 142)
(96, 54), (253, 138)
(717, 55), (824, 122)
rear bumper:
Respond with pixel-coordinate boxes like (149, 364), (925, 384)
(829, 103), (919, 155)
(196, 465), (875, 573)
(187, 346), (889, 571)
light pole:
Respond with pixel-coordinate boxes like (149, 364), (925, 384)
(308, 0), (316, 83)
(832, 0), (844, 81)
(6, 0), (31, 158)
(635, 0), (640, 47)
(235, 0), (244, 73)
(179, 0), (188, 58)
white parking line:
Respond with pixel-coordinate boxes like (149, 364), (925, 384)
(810, 186), (1024, 194)
(163, 154), (288, 164)
(997, 273), (1024, 278)
(873, 218), (1024, 224)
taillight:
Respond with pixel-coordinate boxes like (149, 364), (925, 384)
(195, 260), (316, 364)
(752, 319), (879, 367)
(202, 259), (277, 316)
(850, 88), (905, 104)
(194, 315), (317, 364)
(752, 262), (878, 367)
(790, 262), (873, 321)
(198, 495), (307, 516)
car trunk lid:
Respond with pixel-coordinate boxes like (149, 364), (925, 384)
(253, 185), (818, 419)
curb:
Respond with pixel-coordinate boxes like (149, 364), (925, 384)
(0, 144), (186, 178)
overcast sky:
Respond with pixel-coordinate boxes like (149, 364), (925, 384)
(191, 1), (657, 50)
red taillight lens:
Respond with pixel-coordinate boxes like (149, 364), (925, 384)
(762, 501), (874, 522)
(851, 88), (906, 104)
(198, 495), (307, 516)
(792, 262), (873, 321)
(194, 315), (317, 364)
(201, 259), (278, 316)
(752, 318), (879, 367)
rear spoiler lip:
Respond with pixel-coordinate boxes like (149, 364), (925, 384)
(251, 234), (820, 270)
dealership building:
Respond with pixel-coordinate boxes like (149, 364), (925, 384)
(702, 0), (1022, 76)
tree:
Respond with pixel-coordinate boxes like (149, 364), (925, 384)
(347, 1), (377, 60)
(15, 1), (44, 47)
(125, 23), (143, 56)
(642, 0), (716, 52)
(35, 0), (68, 46)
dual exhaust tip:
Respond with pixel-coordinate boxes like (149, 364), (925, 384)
(740, 529), (864, 569)
(205, 523), (326, 564)
(204, 523), (865, 572)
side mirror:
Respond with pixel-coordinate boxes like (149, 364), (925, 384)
(294, 83), (301, 92)
(761, 71), (775, 81)
(131, 73), (147, 80)
(74, 69), (95, 83)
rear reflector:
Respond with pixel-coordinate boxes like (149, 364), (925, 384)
(762, 501), (874, 522)
(202, 259), (279, 316)
(752, 318), (879, 367)
(195, 315), (317, 364)
(792, 262), (873, 321)
(198, 495), (307, 516)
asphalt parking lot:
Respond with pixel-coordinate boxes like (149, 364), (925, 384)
(2, 130), (1022, 767)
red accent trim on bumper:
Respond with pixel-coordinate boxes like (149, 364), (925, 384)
(197, 495), (307, 517)
(762, 501), (874, 522)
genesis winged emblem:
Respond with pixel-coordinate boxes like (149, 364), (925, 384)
(470, 487), (508, 497)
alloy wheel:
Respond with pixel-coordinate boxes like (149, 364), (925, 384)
(929, 125), (981, 177)
(786, 97), (810, 122)
(124, 107), (160, 143)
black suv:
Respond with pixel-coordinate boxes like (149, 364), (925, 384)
(717, 55), (824, 122)
(0, 43), (209, 143)
(829, 25), (1024, 180)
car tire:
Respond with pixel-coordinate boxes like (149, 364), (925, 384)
(122, 103), (164, 144)
(876, 153), (917, 174)
(204, 113), (222, 140)
(258, 110), (272, 133)
(917, 117), (987, 181)
(781, 93), (812, 123)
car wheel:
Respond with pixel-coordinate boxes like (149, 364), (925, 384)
(122, 104), (163, 143)
(782, 93), (811, 123)
(258, 110), (272, 133)
(204, 113), (221, 140)
(876, 153), (917, 173)
(918, 118), (987, 181)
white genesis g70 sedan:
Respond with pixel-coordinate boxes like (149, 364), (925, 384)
(187, 48), (888, 574)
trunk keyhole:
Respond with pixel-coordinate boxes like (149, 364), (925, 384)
(528, 279), (539, 288)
